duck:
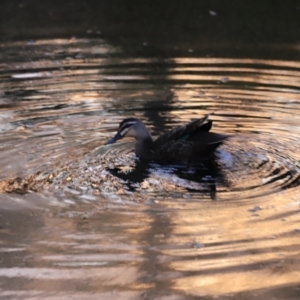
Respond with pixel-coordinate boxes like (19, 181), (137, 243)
(105, 114), (228, 165)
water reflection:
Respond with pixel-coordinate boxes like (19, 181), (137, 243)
(1, 38), (300, 299)
(107, 158), (228, 200)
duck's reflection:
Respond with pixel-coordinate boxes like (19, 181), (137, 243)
(106, 160), (150, 192)
(106, 156), (228, 200)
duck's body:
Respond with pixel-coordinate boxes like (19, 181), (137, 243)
(105, 114), (228, 165)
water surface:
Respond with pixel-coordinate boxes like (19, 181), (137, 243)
(1, 38), (300, 299)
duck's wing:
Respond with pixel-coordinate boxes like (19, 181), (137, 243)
(187, 131), (229, 144)
(154, 114), (211, 147)
(153, 137), (226, 165)
(153, 140), (195, 165)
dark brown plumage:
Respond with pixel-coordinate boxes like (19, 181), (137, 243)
(105, 114), (228, 165)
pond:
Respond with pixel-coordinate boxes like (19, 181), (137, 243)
(1, 4), (300, 299)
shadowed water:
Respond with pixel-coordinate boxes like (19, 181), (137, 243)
(1, 38), (300, 299)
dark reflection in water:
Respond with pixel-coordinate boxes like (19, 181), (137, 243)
(107, 158), (229, 200)
(1, 1), (300, 60)
(106, 160), (151, 191)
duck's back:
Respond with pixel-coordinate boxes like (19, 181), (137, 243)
(153, 115), (228, 165)
(154, 115), (211, 147)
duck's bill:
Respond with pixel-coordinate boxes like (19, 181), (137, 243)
(105, 132), (122, 145)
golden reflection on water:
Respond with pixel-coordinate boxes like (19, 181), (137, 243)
(1, 190), (299, 298)
(1, 39), (300, 299)
(168, 193), (300, 296)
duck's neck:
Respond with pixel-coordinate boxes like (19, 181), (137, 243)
(135, 136), (154, 162)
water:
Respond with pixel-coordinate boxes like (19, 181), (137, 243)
(1, 38), (300, 299)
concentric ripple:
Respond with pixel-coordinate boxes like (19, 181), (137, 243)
(1, 39), (300, 203)
(2, 38), (300, 299)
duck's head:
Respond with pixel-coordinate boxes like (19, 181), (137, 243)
(105, 118), (151, 145)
